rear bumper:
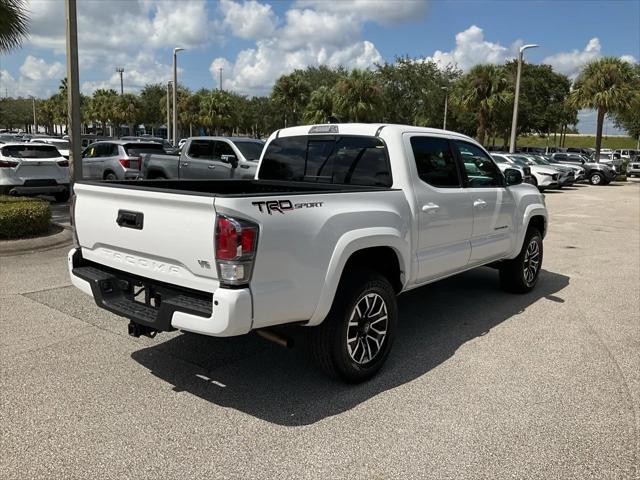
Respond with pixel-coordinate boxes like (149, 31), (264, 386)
(0, 182), (69, 196)
(68, 248), (252, 337)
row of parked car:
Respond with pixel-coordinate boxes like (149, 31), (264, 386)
(0, 130), (637, 203)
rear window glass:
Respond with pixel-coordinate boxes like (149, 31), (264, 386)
(2, 145), (59, 158)
(123, 143), (165, 156)
(232, 141), (264, 161)
(259, 135), (392, 187)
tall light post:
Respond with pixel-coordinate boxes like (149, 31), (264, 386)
(31, 96), (37, 134)
(65, 0), (82, 182)
(166, 81), (172, 141)
(509, 44), (539, 153)
(172, 47), (184, 146)
(116, 67), (124, 95)
(441, 86), (448, 130)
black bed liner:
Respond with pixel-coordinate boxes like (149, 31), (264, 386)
(77, 178), (395, 198)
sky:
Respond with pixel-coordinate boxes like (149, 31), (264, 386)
(0, 0), (638, 134)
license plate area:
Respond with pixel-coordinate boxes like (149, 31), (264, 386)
(131, 282), (162, 309)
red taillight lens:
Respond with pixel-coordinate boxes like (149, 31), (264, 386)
(241, 227), (256, 253)
(0, 160), (19, 168)
(57, 160), (69, 167)
(118, 159), (131, 168)
(216, 217), (239, 260)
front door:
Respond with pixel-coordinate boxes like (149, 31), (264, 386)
(404, 134), (473, 283)
(453, 140), (515, 263)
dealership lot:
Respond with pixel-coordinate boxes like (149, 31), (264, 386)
(1, 181), (639, 479)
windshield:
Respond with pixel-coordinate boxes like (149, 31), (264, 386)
(507, 156), (529, 167)
(2, 145), (60, 158)
(38, 139), (70, 149)
(491, 155), (508, 164)
(531, 157), (550, 165)
(232, 140), (264, 161)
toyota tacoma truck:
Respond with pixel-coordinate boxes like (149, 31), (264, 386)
(68, 124), (548, 382)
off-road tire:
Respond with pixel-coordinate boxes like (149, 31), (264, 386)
(499, 228), (543, 293)
(308, 270), (397, 383)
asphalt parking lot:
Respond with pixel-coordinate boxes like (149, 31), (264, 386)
(2, 180), (639, 479)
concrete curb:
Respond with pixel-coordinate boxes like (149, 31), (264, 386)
(0, 226), (73, 257)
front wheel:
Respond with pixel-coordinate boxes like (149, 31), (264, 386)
(54, 190), (70, 203)
(499, 228), (543, 293)
(589, 172), (604, 185)
(309, 271), (397, 383)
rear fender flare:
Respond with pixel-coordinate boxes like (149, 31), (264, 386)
(307, 227), (410, 326)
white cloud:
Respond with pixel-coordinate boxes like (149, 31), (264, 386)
(0, 56), (65, 97)
(296, 0), (429, 25)
(542, 38), (602, 78)
(425, 25), (513, 71)
(220, 0), (278, 40)
(210, 3), (383, 95)
(620, 54), (638, 64)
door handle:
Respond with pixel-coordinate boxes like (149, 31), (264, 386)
(422, 203), (440, 214)
(181, 162), (189, 167)
(473, 199), (487, 208)
(208, 165), (216, 169)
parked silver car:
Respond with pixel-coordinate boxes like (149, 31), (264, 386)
(81, 140), (162, 180)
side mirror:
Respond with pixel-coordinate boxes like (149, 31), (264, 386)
(222, 154), (238, 168)
(504, 168), (523, 186)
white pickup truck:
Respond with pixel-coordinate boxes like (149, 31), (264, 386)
(69, 124), (548, 382)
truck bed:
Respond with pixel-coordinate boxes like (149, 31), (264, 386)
(80, 179), (394, 197)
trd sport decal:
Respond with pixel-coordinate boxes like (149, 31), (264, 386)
(252, 200), (324, 215)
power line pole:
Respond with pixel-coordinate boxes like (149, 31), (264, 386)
(172, 47), (183, 146)
(166, 81), (171, 141)
(116, 67), (124, 95)
(65, 0), (82, 183)
(32, 97), (37, 134)
(219, 67), (223, 91)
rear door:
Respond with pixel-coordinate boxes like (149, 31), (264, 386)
(404, 134), (472, 282)
(180, 139), (221, 179)
(453, 140), (515, 263)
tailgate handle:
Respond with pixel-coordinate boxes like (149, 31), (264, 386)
(116, 210), (144, 230)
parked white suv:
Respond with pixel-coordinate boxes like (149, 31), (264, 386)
(0, 143), (70, 202)
(29, 137), (71, 159)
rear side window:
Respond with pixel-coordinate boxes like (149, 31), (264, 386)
(410, 136), (460, 187)
(1, 145), (59, 158)
(123, 143), (164, 156)
(260, 135), (391, 187)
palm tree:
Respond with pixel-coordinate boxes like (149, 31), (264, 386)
(303, 86), (334, 124)
(452, 64), (511, 145)
(569, 57), (637, 159)
(113, 93), (140, 136)
(0, 0), (29, 53)
(200, 90), (235, 135)
(333, 69), (383, 122)
(91, 89), (118, 136)
(271, 73), (311, 126)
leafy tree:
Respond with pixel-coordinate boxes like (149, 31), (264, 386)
(452, 64), (511, 145)
(0, 0), (29, 53)
(569, 57), (637, 157)
(138, 84), (165, 133)
(90, 89), (118, 136)
(200, 89), (237, 135)
(376, 56), (460, 126)
(333, 69), (383, 122)
(610, 64), (640, 141)
(271, 72), (311, 126)
(303, 86), (334, 124)
(113, 93), (140, 136)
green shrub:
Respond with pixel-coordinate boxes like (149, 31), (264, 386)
(0, 196), (51, 239)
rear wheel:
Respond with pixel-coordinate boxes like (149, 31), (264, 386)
(104, 171), (117, 180)
(309, 270), (397, 383)
(499, 228), (543, 293)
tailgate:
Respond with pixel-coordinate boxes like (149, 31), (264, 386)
(74, 182), (219, 292)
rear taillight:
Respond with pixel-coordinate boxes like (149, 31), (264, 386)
(215, 215), (258, 286)
(0, 160), (19, 168)
(57, 160), (69, 167)
(118, 157), (141, 170)
(70, 193), (80, 248)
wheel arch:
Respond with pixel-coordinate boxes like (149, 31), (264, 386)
(307, 229), (410, 326)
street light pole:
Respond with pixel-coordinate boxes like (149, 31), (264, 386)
(219, 67), (223, 91)
(172, 47), (184, 146)
(116, 67), (124, 95)
(441, 86), (448, 130)
(32, 97), (37, 134)
(166, 81), (172, 141)
(65, 0), (82, 183)
(509, 44), (539, 153)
